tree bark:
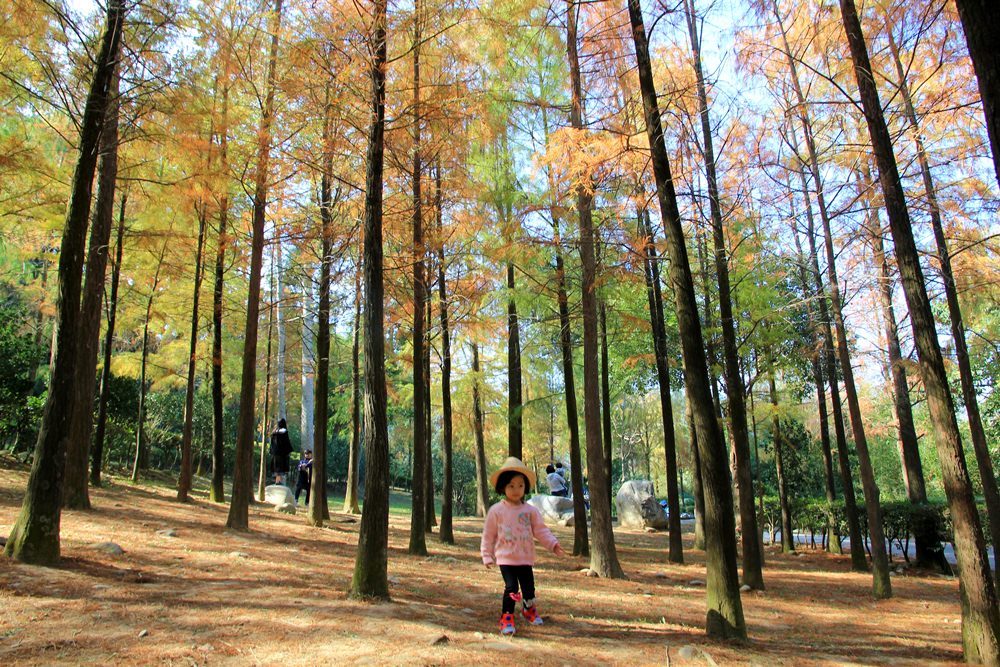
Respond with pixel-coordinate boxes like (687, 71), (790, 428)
(687, 398), (707, 551)
(774, 0), (865, 570)
(210, 48), (232, 505)
(257, 267), (274, 501)
(568, 0), (624, 579)
(684, 0), (763, 588)
(344, 253), (362, 514)
(471, 342), (489, 518)
(436, 163), (455, 543)
(769, 375), (794, 553)
(408, 1), (428, 553)
(639, 209), (683, 563)
(4, 0), (124, 564)
(131, 243), (164, 482)
(226, 0), (283, 531)
(65, 59), (122, 510)
(351, 0), (390, 599)
(627, 0), (745, 637)
(838, 0), (1000, 658)
(953, 0), (1000, 188)
(887, 33), (1000, 583)
(300, 269), (315, 454)
(92, 192), (127, 487)
(507, 255), (523, 460)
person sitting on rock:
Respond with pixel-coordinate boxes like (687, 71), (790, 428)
(545, 464), (568, 497)
(270, 418), (293, 485)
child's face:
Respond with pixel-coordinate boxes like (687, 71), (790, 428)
(504, 474), (526, 503)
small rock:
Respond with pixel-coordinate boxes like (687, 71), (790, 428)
(654, 572), (668, 579)
(156, 529), (178, 538)
(678, 645), (697, 660)
(687, 579), (705, 587)
(585, 569), (598, 577)
(889, 570), (897, 577)
(474, 632), (485, 640)
(277, 502), (296, 515)
(429, 634), (449, 646)
(138, 629), (149, 638)
(197, 644), (214, 652)
(740, 584), (752, 592)
(229, 551), (251, 559)
(388, 576), (402, 585)
(93, 584), (111, 591)
(443, 556), (459, 563)
(91, 542), (125, 556)
(644, 527), (657, 533)
(461, 608), (475, 615)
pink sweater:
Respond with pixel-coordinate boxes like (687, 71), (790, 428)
(481, 500), (560, 566)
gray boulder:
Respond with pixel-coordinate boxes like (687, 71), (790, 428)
(527, 494), (575, 523)
(615, 480), (668, 529)
(265, 484), (294, 507)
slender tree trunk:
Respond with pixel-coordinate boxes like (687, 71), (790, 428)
(408, 1), (428, 553)
(92, 192), (127, 487)
(4, 0), (124, 564)
(599, 292), (614, 511)
(226, 0), (283, 531)
(568, 0), (624, 579)
(275, 238), (286, 420)
(132, 243), (165, 482)
(628, 0), (744, 637)
(436, 163), (455, 542)
(424, 296), (435, 530)
(65, 61), (122, 510)
(507, 254), (523, 460)
(471, 342), (489, 518)
(639, 209), (683, 563)
(774, 0), (865, 570)
(887, 34), (1000, 582)
(787, 209), (841, 554)
(838, 0), (1000, 658)
(952, 0), (1000, 188)
(684, 0), (762, 589)
(344, 254), (362, 514)
(687, 398), (706, 550)
(178, 198), (207, 502)
(554, 215), (589, 557)
(769, 375), (794, 553)
(351, 0), (390, 598)
(210, 52), (232, 505)
(300, 269), (315, 453)
(311, 88), (335, 529)
(257, 270), (275, 501)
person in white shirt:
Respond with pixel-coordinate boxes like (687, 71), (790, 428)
(545, 464), (568, 497)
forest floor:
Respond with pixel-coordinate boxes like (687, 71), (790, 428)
(0, 457), (970, 666)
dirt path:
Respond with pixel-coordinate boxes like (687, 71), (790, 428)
(0, 462), (967, 666)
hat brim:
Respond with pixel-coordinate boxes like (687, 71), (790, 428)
(489, 458), (536, 490)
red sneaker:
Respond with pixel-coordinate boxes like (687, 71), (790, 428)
(522, 604), (543, 625)
(499, 612), (516, 635)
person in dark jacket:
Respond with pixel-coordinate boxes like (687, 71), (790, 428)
(270, 418), (293, 485)
(295, 449), (313, 505)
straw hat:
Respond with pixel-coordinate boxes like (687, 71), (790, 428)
(489, 456), (536, 491)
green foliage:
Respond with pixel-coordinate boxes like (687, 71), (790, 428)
(0, 285), (44, 442)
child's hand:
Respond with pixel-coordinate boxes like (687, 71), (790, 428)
(554, 544), (566, 557)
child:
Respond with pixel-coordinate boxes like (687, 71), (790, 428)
(481, 456), (566, 636)
(295, 449), (313, 505)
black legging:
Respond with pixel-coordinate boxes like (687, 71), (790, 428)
(498, 565), (536, 614)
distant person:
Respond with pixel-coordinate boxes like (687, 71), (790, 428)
(545, 464), (568, 497)
(270, 418), (293, 485)
(481, 457), (566, 636)
(555, 461), (567, 480)
(295, 449), (313, 505)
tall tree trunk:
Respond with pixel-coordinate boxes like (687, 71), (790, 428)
(275, 238), (286, 420)
(4, 0), (124, 564)
(838, 0), (1000, 658)
(687, 398), (707, 550)
(408, 1), (428, 553)
(226, 0), (283, 531)
(311, 87), (335, 529)
(774, 0), (864, 570)
(92, 192), (127, 487)
(351, 0), (390, 599)
(177, 201), (206, 502)
(258, 268), (275, 501)
(887, 34), (1000, 583)
(684, 0), (762, 588)
(131, 243), (165, 482)
(627, 0), (745, 637)
(952, 0), (1000, 188)
(424, 295), (435, 530)
(788, 209), (840, 554)
(65, 60), (122, 510)
(300, 269), (316, 453)
(436, 163), (454, 543)
(769, 374), (793, 553)
(639, 209), (683, 563)
(344, 253), (362, 514)
(210, 50), (232, 505)
(471, 342), (489, 518)
(507, 254), (523, 459)
(568, 0), (624, 580)
(554, 214), (589, 557)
